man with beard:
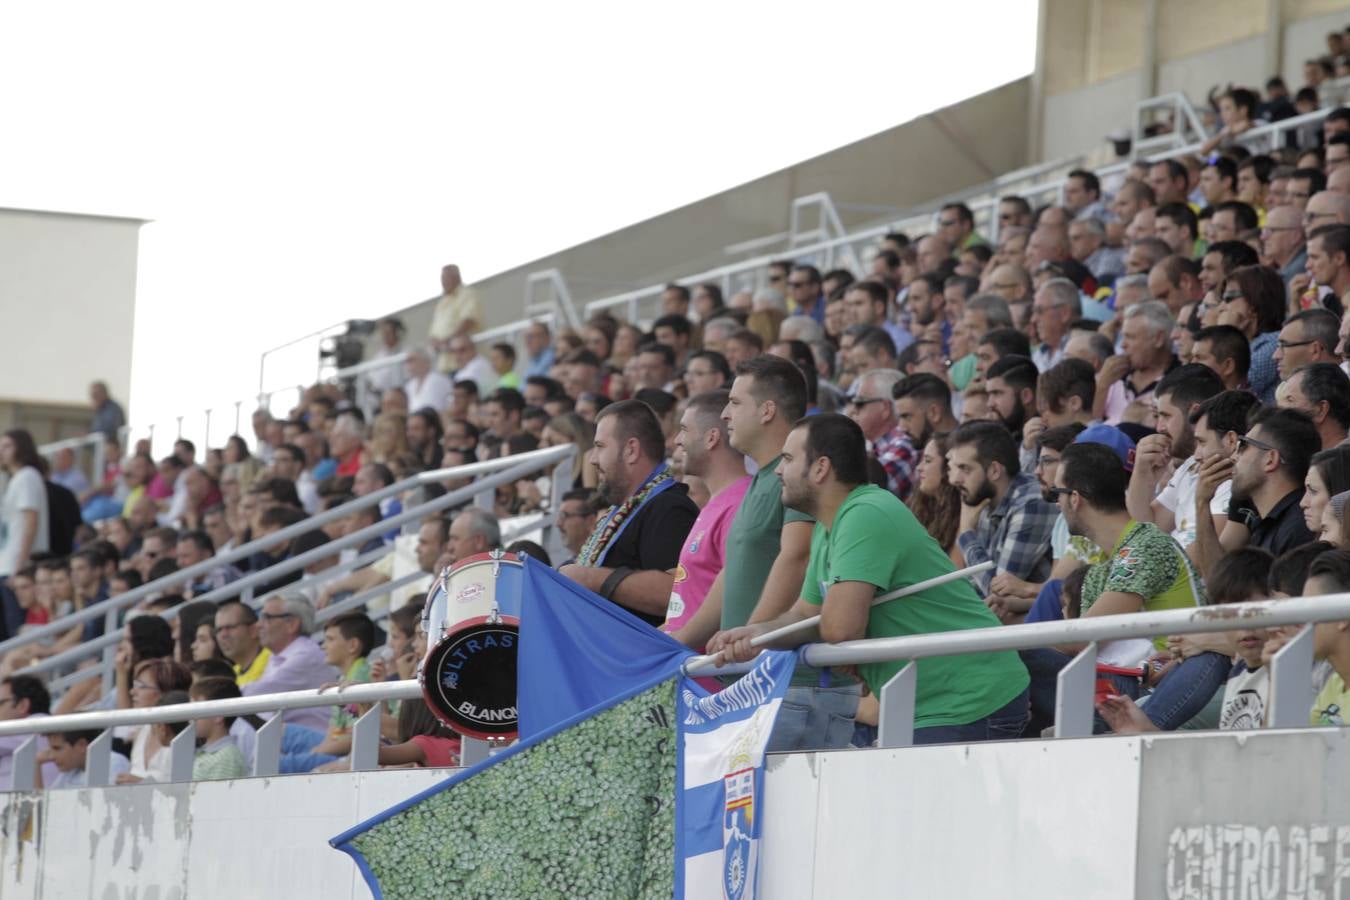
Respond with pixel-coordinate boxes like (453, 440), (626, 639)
(672, 355), (855, 752)
(1125, 365), (1226, 559)
(947, 421), (1058, 598)
(892, 374), (959, 453)
(660, 391), (749, 636)
(707, 414), (1030, 746)
(1036, 442), (1227, 734)
(559, 400), (698, 626)
(1206, 408), (1319, 560)
(904, 273), (946, 335)
(985, 355), (1040, 473)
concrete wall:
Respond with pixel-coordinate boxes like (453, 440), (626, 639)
(1038, 0), (1350, 162)
(5, 728), (1350, 898)
(387, 78), (1032, 341)
(0, 209), (141, 407)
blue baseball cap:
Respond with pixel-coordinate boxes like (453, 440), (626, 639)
(1075, 424), (1136, 472)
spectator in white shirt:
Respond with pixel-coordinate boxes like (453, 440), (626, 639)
(404, 349), (453, 414)
(446, 335), (497, 394)
(0, 430), (50, 578)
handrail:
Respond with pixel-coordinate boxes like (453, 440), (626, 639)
(0, 443), (576, 659)
(1, 590), (1345, 780)
(0, 680), (425, 738)
(685, 592), (1344, 676)
(14, 448), (574, 678)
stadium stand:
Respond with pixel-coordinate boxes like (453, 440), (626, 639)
(11, 12), (1350, 898)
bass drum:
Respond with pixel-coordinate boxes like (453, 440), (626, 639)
(419, 551), (524, 741)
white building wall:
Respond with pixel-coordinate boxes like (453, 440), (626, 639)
(0, 208), (142, 411)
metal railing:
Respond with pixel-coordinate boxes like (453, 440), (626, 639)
(1, 588), (1345, 792)
(685, 592), (1343, 744)
(2, 444), (577, 680)
(1, 680), (431, 789)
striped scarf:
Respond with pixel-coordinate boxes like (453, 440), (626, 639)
(575, 465), (674, 568)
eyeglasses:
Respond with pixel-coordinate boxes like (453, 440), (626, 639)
(849, 397), (890, 409)
(1276, 338), (1317, 351)
(1045, 487), (1075, 501)
(261, 612), (297, 621)
(1236, 434), (1279, 456)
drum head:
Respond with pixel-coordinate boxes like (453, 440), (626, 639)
(420, 615), (520, 741)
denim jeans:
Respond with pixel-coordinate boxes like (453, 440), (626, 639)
(767, 683), (861, 752)
(279, 724), (339, 773)
(913, 688), (1030, 745)
(1136, 651), (1231, 730)
(1022, 646), (1229, 734)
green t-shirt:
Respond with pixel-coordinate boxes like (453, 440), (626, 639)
(949, 354), (977, 391)
(800, 484), (1029, 727)
(1080, 521), (1204, 651)
(720, 455), (818, 686)
(330, 657), (372, 735)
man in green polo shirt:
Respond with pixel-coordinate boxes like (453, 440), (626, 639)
(709, 414), (1031, 743)
(672, 355), (859, 751)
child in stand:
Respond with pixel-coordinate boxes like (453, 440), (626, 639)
(279, 613), (375, 773)
(377, 699), (461, 769)
(188, 678), (248, 781)
(40, 729), (131, 788)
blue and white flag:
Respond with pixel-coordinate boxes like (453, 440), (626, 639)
(676, 649), (797, 900)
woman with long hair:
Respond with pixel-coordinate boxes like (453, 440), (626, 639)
(1302, 445), (1350, 536)
(906, 432), (962, 564)
(0, 429), (49, 579)
(610, 324), (644, 369)
(406, 408), (444, 470)
(369, 412), (410, 464)
(541, 412), (598, 489)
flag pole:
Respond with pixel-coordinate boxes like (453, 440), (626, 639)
(681, 561), (994, 676)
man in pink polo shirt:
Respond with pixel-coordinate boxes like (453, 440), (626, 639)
(662, 391), (750, 640)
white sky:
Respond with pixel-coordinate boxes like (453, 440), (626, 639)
(0, 1), (1035, 450)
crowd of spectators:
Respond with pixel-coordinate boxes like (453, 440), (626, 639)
(7, 45), (1350, 784)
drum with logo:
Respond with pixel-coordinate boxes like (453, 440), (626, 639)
(419, 551), (524, 741)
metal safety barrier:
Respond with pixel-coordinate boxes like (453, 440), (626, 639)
(686, 591), (1344, 745)
(2, 444), (577, 682)
(0, 587), (1344, 791)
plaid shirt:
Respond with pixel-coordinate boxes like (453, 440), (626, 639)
(871, 424), (917, 501)
(957, 473), (1057, 596)
(1248, 331), (1278, 405)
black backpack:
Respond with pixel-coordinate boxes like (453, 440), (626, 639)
(45, 480), (81, 556)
